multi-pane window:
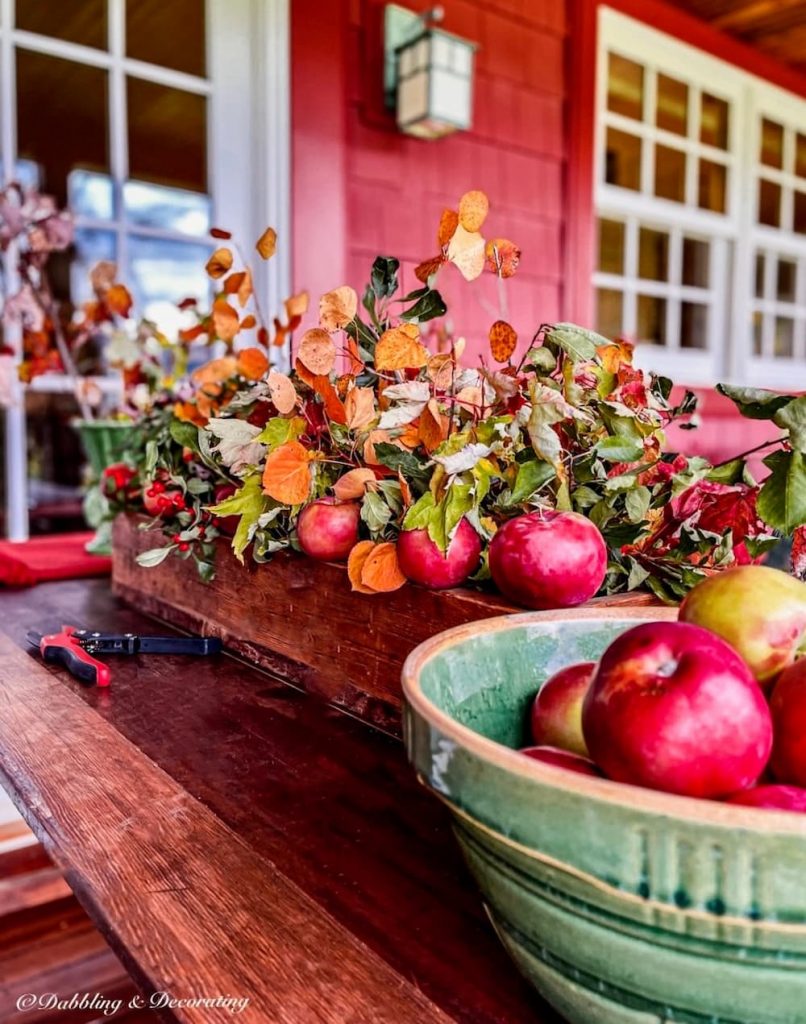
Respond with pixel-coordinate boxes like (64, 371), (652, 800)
(595, 8), (806, 388)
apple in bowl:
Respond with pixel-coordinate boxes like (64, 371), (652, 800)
(530, 661), (595, 758)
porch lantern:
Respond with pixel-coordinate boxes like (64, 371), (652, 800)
(386, 5), (477, 140)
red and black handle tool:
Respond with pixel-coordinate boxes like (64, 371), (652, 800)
(26, 625), (112, 687)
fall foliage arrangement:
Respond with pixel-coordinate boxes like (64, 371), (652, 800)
(92, 190), (804, 604)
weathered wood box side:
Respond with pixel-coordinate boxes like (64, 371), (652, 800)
(112, 514), (657, 734)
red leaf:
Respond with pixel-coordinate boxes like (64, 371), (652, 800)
(210, 227), (232, 239)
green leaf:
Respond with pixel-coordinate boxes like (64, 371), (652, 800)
(526, 402), (563, 466)
(144, 439), (158, 476)
(757, 451), (806, 535)
(626, 558), (650, 590)
(207, 473), (269, 563)
(370, 256), (399, 300)
(256, 416), (305, 450)
(399, 288), (447, 323)
(774, 395), (806, 452)
(508, 459), (555, 505)
(707, 458), (747, 485)
(186, 476), (212, 495)
(194, 558), (216, 583)
(402, 491), (436, 531)
(595, 436), (644, 463)
(624, 485), (651, 524)
(402, 484), (474, 551)
(136, 545), (175, 568)
(373, 442), (431, 489)
(546, 322), (607, 362)
(361, 490), (392, 537)
(525, 347), (556, 373)
(169, 418), (200, 452)
(716, 383), (793, 420)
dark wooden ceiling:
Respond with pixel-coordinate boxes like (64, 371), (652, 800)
(675, 0), (806, 75)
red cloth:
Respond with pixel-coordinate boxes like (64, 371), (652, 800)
(0, 533), (111, 587)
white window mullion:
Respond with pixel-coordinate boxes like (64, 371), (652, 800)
(108, 0), (128, 298)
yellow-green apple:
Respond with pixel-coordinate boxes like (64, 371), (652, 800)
(489, 510), (607, 609)
(679, 566), (806, 688)
(582, 621), (772, 798)
(728, 784), (806, 812)
(769, 658), (806, 785)
(297, 497), (360, 562)
(397, 518), (481, 589)
(520, 745), (603, 777)
(531, 662), (596, 757)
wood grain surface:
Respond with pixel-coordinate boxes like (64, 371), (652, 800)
(112, 513), (656, 734)
(0, 580), (557, 1023)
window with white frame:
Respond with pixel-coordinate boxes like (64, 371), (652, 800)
(1, 0), (291, 540)
(595, 8), (806, 388)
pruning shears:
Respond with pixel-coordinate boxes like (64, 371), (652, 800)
(25, 625), (222, 687)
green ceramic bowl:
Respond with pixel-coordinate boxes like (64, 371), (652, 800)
(402, 608), (806, 1024)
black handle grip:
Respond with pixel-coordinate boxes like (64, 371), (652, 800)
(41, 643), (107, 686)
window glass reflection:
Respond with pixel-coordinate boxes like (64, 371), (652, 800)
(123, 180), (210, 236)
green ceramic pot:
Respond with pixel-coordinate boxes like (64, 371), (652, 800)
(402, 608), (806, 1024)
(73, 419), (134, 555)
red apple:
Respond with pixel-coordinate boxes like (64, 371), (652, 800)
(520, 745), (603, 777)
(489, 510), (607, 610)
(769, 659), (806, 786)
(679, 566), (806, 688)
(297, 497), (360, 562)
(397, 518), (481, 589)
(728, 785), (806, 813)
(582, 621), (772, 799)
(531, 661), (596, 757)
(212, 483), (239, 537)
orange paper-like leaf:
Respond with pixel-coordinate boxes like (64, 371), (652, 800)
(347, 541), (377, 594)
(597, 339), (634, 373)
(375, 324), (429, 372)
(333, 468), (377, 501)
(363, 428), (398, 466)
(206, 247), (233, 279)
(437, 209), (460, 248)
(258, 325), (270, 347)
(238, 268), (253, 307)
(236, 347), (269, 381)
(295, 359), (347, 424)
(319, 286), (358, 332)
(224, 271), (246, 295)
(173, 401), (207, 427)
(241, 314), (257, 329)
(361, 542), (406, 593)
(106, 283), (133, 317)
(262, 440), (311, 504)
(418, 398), (449, 452)
(458, 190), (489, 233)
(210, 227), (232, 240)
(346, 335), (364, 375)
(212, 298), (240, 343)
(267, 370), (297, 414)
(415, 255), (444, 284)
(298, 328), (336, 376)
(489, 320), (518, 363)
(485, 238), (521, 279)
(285, 291), (309, 321)
(344, 386), (376, 431)
(256, 227), (277, 260)
(192, 355), (237, 386)
(427, 352), (454, 390)
(447, 225), (485, 282)
(398, 471), (413, 508)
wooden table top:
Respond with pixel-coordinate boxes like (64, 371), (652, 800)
(0, 579), (560, 1024)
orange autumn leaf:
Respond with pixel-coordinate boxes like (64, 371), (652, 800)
(206, 247), (233, 279)
(256, 227), (277, 260)
(427, 352), (454, 390)
(173, 400), (207, 427)
(397, 422), (421, 449)
(319, 286), (358, 332)
(298, 328), (336, 376)
(485, 238), (521, 279)
(295, 359), (347, 424)
(418, 398), (449, 452)
(236, 347), (269, 381)
(415, 255), (444, 284)
(262, 440), (311, 504)
(267, 370), (297, 414)
(447, 225), (485, 282)
(241, 314), (257, 329)
(363, 428), (401, 466)
(489, 320), (518, 363)
(258, 325), (270, 347)
(210, 227), (232, 240)
(273, 317), (297, 348)
(375, 323), (429, 372)
(192, 355), (237, 386)
(344, 386), (376, 431)
(437, 208), (459, 248)
(212, 298), (240, 343)
(458, 190), (489, 233)
(285, 291), (309, 321)
(106, 283), (133, 317)
(346, 335), (364, 375)
(224, 271), (246, 295)
(237, 268), (253, 307)
(597, 338), (634, 373)
(333, 467), (377, 501)
(361, 542), (406, 593)
(347, 541), (377, 594)
(398, 470), (413, 508)
(180, 322), (206, 344)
